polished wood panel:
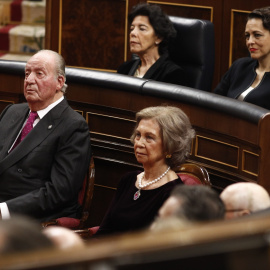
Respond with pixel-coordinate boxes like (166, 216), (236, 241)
(1, 214), (270, 269)
(195, 135), (240, 168)
(0, 100), (14, 113)
(45, 0), (61, 51)
(242, 150), (259, 176)
(0, 73), (25, 106)
(229, 10), (250, 66)
(149, 2), (213, 20)
(46, 0), (127, 70)
(0, 74), (24, 94)
(87, 112), (135, 138)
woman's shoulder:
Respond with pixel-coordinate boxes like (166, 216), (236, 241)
(222, 57), (256, 78)
(161, 176), (183, 190)
(117, 170), (142, 188)
(158, 53), (182, 70)
(163, 60), (182, 72)
(171, 176), (184, 186)
(231, 57), (256, 68)
(150, 54), (185, 84)
(155, 177), (183, 200)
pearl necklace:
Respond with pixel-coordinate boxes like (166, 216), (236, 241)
(133, 166), (171, 200)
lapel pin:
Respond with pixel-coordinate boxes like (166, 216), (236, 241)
(48, 125), (53, 130)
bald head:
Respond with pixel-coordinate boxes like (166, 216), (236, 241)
(43, 226), (85, 250)
(220, 182), (270, 219)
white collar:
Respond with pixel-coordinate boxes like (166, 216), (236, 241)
(36, 96), (64, 119)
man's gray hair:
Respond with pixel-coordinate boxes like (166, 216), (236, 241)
(34, 50), (68, 93)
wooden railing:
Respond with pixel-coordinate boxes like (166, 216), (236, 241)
(0, 213), (270, 269)
(1, 60), (270, 227)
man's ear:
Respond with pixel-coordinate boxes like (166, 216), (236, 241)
(56, 75), (65, 91)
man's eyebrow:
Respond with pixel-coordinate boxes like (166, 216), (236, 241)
(25, 66), (46, 71)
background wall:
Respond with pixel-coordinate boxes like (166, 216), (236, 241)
(45, 0), (270, 91)
(44, 0), (270, 225)
(0, 0), (46, 61)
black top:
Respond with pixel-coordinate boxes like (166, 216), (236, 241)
(214, 57), (270, 110)
(96, 171), (183, 236)
(117, 53), (187, 86)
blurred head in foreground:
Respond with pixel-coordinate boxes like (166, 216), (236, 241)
(220, 182), (270, 219)
(0, 215), (53, 255)
(151, 185), (225, 231)
(43, 226), (85, 250)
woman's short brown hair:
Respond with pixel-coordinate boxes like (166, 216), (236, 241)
(130, 106), (195, 170)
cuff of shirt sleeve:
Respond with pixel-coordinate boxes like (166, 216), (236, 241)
(0, 203), (10, 219)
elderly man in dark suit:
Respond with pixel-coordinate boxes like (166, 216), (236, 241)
(0, 50), (91, 222)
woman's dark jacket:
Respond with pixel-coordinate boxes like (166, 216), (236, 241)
(214, 57), (270, 110)
(117, 53), (186, 86)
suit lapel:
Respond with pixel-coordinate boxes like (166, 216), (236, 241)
(0, 105), (29, 161)
(0, 99), (68, 175)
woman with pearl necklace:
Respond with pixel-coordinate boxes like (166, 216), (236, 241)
(95, 105), (195, 236)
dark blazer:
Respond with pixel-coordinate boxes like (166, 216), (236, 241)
(117, 53), (187, 86)
(214, 57), (270, 110)
(0, 99), (91, 222)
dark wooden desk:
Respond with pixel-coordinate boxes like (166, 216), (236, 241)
(1, 213), (270, 270)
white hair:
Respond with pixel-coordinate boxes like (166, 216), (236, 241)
(220, 182), (270, 212)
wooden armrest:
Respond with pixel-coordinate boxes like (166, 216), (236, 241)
(41, 220), (58, 228)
